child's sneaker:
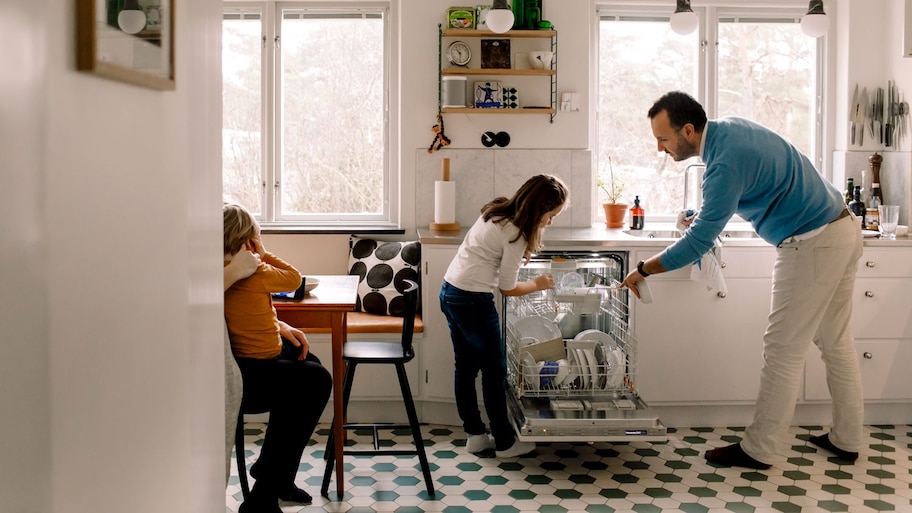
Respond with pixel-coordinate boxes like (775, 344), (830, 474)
(466, 433), (495, 453)
(495, 440), (536, 458)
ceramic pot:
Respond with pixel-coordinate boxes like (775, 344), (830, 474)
(603, 203), (628, 229)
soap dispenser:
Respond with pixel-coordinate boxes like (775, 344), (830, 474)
(630, 196), (645, 230)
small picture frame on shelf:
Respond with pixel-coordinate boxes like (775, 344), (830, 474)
(502, 86), (519, 109)
(446, 6), (476, 29)
(475, 4), (492, 29)
(475, 81), (503, 108)
(481, 39), (511, 69)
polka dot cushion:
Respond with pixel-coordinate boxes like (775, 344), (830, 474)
(348, 237), (421, 317)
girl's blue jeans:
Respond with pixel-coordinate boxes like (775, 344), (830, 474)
(439, 281), (517, 451)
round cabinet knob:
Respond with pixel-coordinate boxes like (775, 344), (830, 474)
(866, 261), (876, 268)
(720, 262), (727, 268)
(864, 290), (874, 298)
(717, 291), (727, 298)
(863, 352), (873, 359)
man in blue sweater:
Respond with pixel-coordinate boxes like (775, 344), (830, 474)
(622, 91), (863, 470)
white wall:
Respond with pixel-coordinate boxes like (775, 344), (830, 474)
(832, 0), (912, 225)
(0, 0), (226, 511)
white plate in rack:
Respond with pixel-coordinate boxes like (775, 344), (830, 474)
(605, 349), (626, 389)
(574, 329), (618, 351)
(564, 349), (580, 389)
(574, 348), (590, 388)
(582, 348), (599, 390)
(513, 315), (562, 342)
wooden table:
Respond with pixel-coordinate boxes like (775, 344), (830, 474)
(273, 274), (358, 498)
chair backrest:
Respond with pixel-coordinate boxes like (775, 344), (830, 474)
(399, 279), (419, 358)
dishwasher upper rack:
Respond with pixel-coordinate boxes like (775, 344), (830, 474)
(505, 285), (638, 398)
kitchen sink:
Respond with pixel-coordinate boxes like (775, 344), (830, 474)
(623, 229), (761, 240)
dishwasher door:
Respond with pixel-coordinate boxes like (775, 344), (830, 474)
(503, 251), (666, 442)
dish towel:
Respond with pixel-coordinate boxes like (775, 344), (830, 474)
(677, 210), (728, 296)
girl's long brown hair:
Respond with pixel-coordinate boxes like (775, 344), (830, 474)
(481, 174), (569, 252)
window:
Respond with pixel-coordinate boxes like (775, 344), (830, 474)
(596, 3), (823, 219)
(223, 2), (393, 226)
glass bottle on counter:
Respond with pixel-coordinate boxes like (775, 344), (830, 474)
(848, 185), (866, 228)
(630, 196), (645, 230)
(844, 177), (855, 205)
(865, 183), (882, 230)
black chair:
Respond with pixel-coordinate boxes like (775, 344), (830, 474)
(235, 404), (268, 500)
(320, 279), (434, 497)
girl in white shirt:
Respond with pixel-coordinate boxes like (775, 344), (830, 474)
(439, 175), (569, 458)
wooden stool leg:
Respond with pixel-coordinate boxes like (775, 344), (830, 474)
(321, 361), (358, 498)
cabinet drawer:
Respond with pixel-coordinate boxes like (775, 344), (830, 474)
(805, 339), (912, 401)
(633, 246), (775, 280)
(856, 248), (912, 277)
(852, 278), (912, 339)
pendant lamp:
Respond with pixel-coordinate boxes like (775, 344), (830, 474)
(800, 0), (828, 38)
(486, 0), (515, 34)
(117, 0), (147, 34)
(670, 0), (698, 35)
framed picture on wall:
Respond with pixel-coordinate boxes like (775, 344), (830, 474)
(481, 39), (511, 69)
(76, 0), (176, 90)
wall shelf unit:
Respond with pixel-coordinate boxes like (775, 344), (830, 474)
(438, 26), (557, 122)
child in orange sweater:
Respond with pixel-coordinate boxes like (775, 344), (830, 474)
(223, 203), (331, 513)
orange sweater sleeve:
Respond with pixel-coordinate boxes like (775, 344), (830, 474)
(224, 252), (302, 359)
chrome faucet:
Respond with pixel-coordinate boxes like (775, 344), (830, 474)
(683, 163), (706, 211)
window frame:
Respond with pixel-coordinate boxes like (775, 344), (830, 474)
(222, 0), (398, 229)
(593, 1), (831, 223)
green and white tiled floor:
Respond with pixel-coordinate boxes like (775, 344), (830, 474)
(227, 423), (912, 512)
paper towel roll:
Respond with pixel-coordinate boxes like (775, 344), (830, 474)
(434, 181), (456, 224)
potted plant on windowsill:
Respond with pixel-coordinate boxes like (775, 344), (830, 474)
(597, 156), (627, 228)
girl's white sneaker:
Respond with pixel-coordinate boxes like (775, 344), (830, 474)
(466, 434), (496, 453)
(495, 440), (536, 458)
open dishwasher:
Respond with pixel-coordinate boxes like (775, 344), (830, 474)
(503, 250), (666, 442)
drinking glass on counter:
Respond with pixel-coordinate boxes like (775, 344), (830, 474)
(877, 205), (900, 239)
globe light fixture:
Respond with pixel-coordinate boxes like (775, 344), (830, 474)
(800, 0), (828, 38)
(670, 0), (699, 36)
(117, 0), (147, 35)
(485, 0), (515, 34)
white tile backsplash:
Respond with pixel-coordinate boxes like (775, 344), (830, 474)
(415, 149), (592, 229)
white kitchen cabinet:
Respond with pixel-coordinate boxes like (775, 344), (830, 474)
(805, 248), (912, 401)
(421, 244), (459, 400)
(632, 247), (776, 403)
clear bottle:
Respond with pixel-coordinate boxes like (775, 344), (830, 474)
(847, 185), (866, 228)
(844, 177), (855, 205)
(870, 182), (883, 207)
(630, 196), (645, 230)
(865, 182), (882, 230)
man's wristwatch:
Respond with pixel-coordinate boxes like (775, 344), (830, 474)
(637, 260), (650, 277)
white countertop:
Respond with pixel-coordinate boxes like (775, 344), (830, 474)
(418, 224), (912, 248)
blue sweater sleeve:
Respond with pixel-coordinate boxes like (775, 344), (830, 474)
(658, 117), (844, 272)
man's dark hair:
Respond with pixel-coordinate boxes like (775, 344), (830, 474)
(647, 91), (708, 132)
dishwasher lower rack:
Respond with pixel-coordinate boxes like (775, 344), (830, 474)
(506, 286), (637, 398)
(505, 284), (667, 442)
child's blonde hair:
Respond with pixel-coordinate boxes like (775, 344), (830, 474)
(223, 203), (260, 256)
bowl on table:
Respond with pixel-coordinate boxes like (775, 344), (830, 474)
(303, 277), (320, 294)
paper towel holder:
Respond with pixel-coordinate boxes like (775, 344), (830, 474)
(430, 157), (461, 232)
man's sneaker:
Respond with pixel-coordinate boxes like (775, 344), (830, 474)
(466, 434), (496, 453)
(495, 440), (536, 458)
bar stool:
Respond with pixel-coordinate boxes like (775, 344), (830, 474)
(320, 279), (434, 497)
